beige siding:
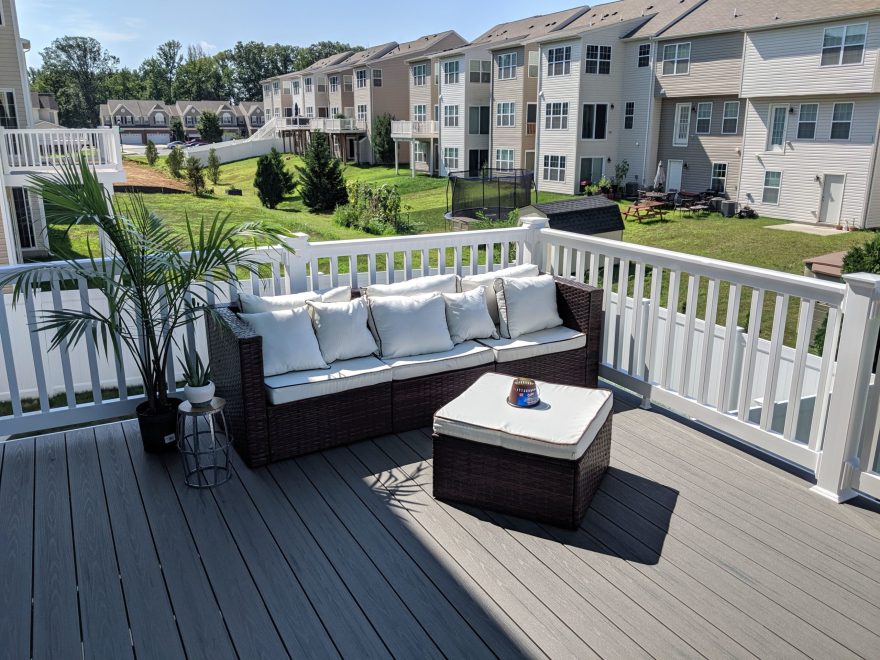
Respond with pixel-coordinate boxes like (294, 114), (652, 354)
(617, 40), (657, 186)
(537, 39), (582, 194)
(866, 136), (880, 228)
(737, 96), (880, 226)
(657, 96), (744, 195)
(742, 19), (880, 98)
(0, 0), (30, 127)
(491, 46), (527, 169)
(656, 33), (744, 98)
(438, 54), (467, 175)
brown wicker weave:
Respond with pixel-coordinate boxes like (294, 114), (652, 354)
(433, 412), (612, 529)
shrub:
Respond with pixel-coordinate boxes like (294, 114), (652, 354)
(297, 132), (347, 212)
(184, 156), (206, 195)
(170, 117), (186, 142)
(254, 147), (296, 209)
(166, 146), (184, 178)
(333, 180), (414, 235)
(197, 111), (223, 143)
(206, 148), (221, 185)
(144, 140), (159, 166)
(614, 160), (630, 187)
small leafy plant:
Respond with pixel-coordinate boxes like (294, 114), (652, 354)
(178, 340), (213, 387)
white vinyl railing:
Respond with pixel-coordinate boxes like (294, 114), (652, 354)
(391, 120), (438, 139)
(0, 127), (122, 173)
(281, 117), (311, 129)
(311, 118), (367, 133)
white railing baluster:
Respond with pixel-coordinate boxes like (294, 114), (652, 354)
(562, 246), (572, 280)
(330, 256), (340, 288)
(403, 251), (413, 281)
(760, 294), (789, 431)
(601, 255), (614, 364)
(0, 287), (23, 417)
(469, 243), (479, 275)
(678, 274), (699, 397)
(809, 306), (842, 450)
(368, 253), (377, 285)
(588, 252), (599, 287)
(661, 270), (680, 390)
(23, 285), (50, 412)
(697, 278), (719, 405)
(627, 262), (645, 375)
(50, 276), (77, 409)
(783, 299), (816, 441)
(615, 259), (629, 370)
(574, 249), (586, 285)
(717, 283), (741, 413)
(737, 288), (765, 422)
(642, 266), (661, 381)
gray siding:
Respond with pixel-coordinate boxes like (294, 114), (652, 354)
(656, 33), (744, 98)
(491, 45), (537, 169)
(657, 96), (744, 195)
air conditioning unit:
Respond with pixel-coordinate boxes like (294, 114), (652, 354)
(721, 200), (738, 217)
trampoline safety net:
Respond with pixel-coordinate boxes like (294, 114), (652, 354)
(446, 168), (534, 222)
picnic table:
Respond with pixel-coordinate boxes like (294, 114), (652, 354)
(622, 200), (667, 223)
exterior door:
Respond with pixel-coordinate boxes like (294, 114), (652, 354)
(524, 150), (535, 173)
(347, 137), (356, 160)
(819, 174), (846, 224)
(667, 159), (683, 192)
(468, 149), (488, 176)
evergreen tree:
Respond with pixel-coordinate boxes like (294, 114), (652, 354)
(371, 113), (394, 164)
(184, 155), (206, 195)
(169, 117), (186, 142)
(254, 147), (295, 209)
(144, 139), (158, 166)
(297, 132), (347, 212)
(197, 111), (223, 143)
(166, 146), (184, 178)
(206, 148), (221, 184)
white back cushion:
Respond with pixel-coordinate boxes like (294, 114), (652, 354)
(494, 274), (563, 339)
(238, 285), (350, 313)
(460, 263), (539, 323)
(307, 298), (378, 363)
(239, 308), (329, 375)
(366, 273), (459, 298)
(442, 287), (499, 344)
(368, 293), (454, 358)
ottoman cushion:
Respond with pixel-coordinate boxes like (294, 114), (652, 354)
(433, 372), (612, 461)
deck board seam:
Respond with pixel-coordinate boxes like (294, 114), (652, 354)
(63, 434), (86, 658)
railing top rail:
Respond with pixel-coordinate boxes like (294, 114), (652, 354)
(306, 226), (530, 256)
(540, 227), (846, 306)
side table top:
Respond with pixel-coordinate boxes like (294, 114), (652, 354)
(178, 397), (226, 416)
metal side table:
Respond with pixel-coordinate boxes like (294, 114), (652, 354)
(177, 397), (232, 488)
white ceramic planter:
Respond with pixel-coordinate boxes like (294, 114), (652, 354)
(184, 381), (215, 405)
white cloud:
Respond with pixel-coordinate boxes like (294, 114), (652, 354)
(197, 40), (219, 53)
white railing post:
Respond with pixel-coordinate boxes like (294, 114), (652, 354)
(0, 126), (8, 174)
(519, 214), (548, 271)
(284, 232), (311, 293)
(812, 273), (880, 502)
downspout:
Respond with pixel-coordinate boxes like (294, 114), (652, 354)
(863, 110), (880, 228)
(641, 37), (657, 189)
(438, 59), (444, 176)
(534, 44), (543, 201)
(734, 31), (749, 210)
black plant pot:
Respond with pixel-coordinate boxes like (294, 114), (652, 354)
(137, 398), (183, 453)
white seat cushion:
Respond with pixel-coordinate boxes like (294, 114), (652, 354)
(264, 356), (391, 405)
(478, 326), (585, 363)
(366, 273), (459, 298)
(379, 341), (493, 381)
(433, 373), (612, 461)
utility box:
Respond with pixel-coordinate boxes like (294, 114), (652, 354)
(721, 200), (738, 217)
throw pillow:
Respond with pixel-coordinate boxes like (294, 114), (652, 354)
(442, 287), (499, 344)
(307, 298), (378, 363)
(238, 285), (350, 313)
(460, 263), (539, 323)
(494, 274), (563, 339)
(368, 293), (454, 358)
(239, 308), (329, 375)
(366, 273), (459, 298)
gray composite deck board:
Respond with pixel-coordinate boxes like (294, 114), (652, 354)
(2, 402), (879, 659)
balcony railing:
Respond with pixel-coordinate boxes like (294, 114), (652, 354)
(391, 120), (438, 139)
(281, 117), (311, 129)
(0, 221), (877, 503)
(526, 122), (536, 136)
(0, 127), (122, 174)
(311, 118), (367, 132)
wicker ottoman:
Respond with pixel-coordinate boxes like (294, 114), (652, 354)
(432, 373), (612, 529)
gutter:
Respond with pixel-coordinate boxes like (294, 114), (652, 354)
(641, 36), (656, 189)
(862, 111), (880, 228)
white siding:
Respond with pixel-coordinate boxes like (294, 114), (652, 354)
(537, 39), (581, 194)
(737, 96), (880, 226)
(742, 19), (880, 98)
(438, 55), (466, 175)
(616, 40), (656, 187)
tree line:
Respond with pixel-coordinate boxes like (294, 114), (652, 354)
(28, 37), (362, 128)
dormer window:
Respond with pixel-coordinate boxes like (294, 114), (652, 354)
(821, 24), (867, 66)
(154, 112), (165, 124)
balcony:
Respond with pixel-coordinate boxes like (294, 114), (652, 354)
(280, 117), (311, 129)
(0, 127), (124, 184)
(0, 226), (878, 657)
(311, 118), (367, 133)
(392, 120), (439, 140)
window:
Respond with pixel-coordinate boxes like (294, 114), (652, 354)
(497, 53), (517, 80)
(443, 61), (460, 84)
(444, 104), (459, 127)
(413, 143), (428, 163)
(221, 112), (234, 125)
(274, 108), (280, 118)
(412, 63), (427, 86)
(330, 106), (340, 117)
(662, 42), (690, 75)
(356, 104), (367, 122)
(673, 102), (690, 146)
(581, 103), (608, 140)
(343, 76), (352, 92)
(544, 102), (568, 130)
(304, 77), (313, 92)
(580, 157), (603, 184)
(762, 171), (782, 204)
(527, 103), (537, 134)
(710, 163), (728, 192)
(434, 62), (440, 85)
(584, 45), (612, 74)
(443, 147), (459, 171)
(543, 155), (566, 182)
(470, 60), (491, 83)
(695, 102), (712, 134)
(821, 24), (867, 66)
(722, 101), (739, 134)
(12, 189), (35, 250)
(624, 102), (635, 130)
(528, 50), (539, 77)
(263, 84), (270, 95)
(154, 112), (165, 125)
(468, 106), (490, 135)
(831, 102), (854, 139)
(305, 106), (314, 118)
(496, 101), (515, 127)
(292, 80), (300, 95)
(433, 104), (439, 122)
(372, 69), (382, 87)
(547, 46), (571, 76)
(273, 81), (279, 92)
(496, 148), (515, 170)
(316, 77), (327, 93)
(329, 76), (339, 92)
(796, 103), (818, 139)
(283, 82), (292, 94)
(767, 105), (788, 150)
(356, 70), (367, 88)
(638, 43), (651, 68)
(413, 104), (427, 123)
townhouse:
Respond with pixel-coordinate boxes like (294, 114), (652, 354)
(30, 91), (59, 126)
(98, 99), (266, 144)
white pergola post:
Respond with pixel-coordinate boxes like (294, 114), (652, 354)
(394, 141), (399, 175)
(429, 138), (435, 176)
(410, 139), (415, 177)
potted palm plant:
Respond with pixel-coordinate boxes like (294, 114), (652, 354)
(2, 156), (290, 452)
(179, 339), (214, 405)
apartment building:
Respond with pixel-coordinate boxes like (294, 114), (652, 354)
(98, 99), (265, 144)
(30, 91), (59, 126)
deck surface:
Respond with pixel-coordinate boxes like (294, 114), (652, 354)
(2, 400), (880, 659)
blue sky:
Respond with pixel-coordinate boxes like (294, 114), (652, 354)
(19, 0), (593, 68)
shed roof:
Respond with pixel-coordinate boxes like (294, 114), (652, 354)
(526, 195), (625, 235)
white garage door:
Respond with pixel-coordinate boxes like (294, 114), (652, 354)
(120, 133), (142, 145)
(146, 132), (171, 145)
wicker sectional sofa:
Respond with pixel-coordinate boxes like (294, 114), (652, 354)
(206, 276), (602, 467)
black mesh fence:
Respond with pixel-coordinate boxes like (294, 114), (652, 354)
(446, 168), (535, 222)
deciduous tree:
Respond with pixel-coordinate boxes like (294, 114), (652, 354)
(197, 111), (222, 143)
